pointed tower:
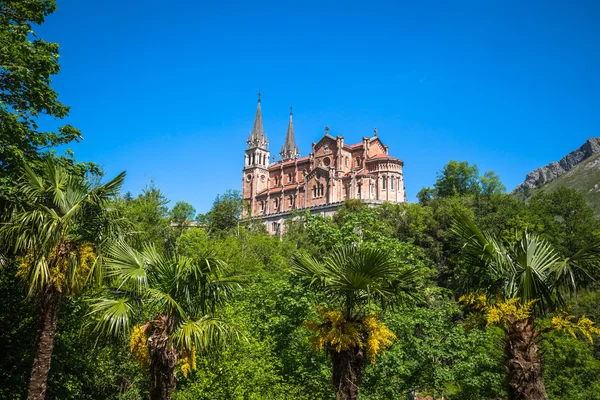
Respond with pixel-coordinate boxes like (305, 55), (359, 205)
(280, 106), (300, 162)
(242, 92), (270, 216)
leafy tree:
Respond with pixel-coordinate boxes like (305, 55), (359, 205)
(89, 241), (239, 400)
(480, 170), (506, 197)
(116, 183), (175, 251)
(0, 160), (124, 400)
(291, 245), (420, 400)
(452, 214), (600, 400)
(170, 201), (196, 225)
(0, 0), (94, 204)
(200, 190), (243, 234)
(434, 161), (480, 198)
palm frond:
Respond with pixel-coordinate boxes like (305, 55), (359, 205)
(172, 316), (240, 355)
(106, 240), (148, 293)
(87, 297), (134, 337)
(555, 239), (600, 296)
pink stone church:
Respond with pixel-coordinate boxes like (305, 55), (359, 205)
(242, 96), (406, 234)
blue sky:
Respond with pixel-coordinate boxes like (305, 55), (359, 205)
(39, 0), (600, 213)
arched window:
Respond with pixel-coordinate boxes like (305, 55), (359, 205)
(382, 176), (387, 190)
(345, 157), (349, 167)
(288, 173), (293, 183)
(289, 195), (294, 207)
(391, 176), (395, 190)
(274, 198), (279, 210)
(313, 185), (317, 198)
(357, 183), (362, 199)
(319, 184), (324, 197)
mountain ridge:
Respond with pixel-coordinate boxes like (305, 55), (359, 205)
(514, 137), (600, 192)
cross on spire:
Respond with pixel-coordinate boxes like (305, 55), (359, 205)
(257, 90), (261, 103)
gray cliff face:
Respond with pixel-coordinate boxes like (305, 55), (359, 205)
(514, 137), (600, 192)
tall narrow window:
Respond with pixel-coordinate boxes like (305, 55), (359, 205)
(391, 176), (395, 190)
(289, 196), (294, 207)
(357, 183), (362, 199)
(382, 176), (387, 190)
(345, 157), (349, 167)
(288, 173), (293, 183)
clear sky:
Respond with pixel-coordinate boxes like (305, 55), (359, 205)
(38, 0), (600, 213)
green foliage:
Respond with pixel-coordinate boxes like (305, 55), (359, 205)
(170, 201), (196, 224)
(434, 161), (481, 198)
(419, 161), (506, 204)
(361, 292), (505, 399)
(116, 184), (175, 252)
(200, 189), (243, 234)
(541, 328), (600, 399)
(0, 0), (96, 202)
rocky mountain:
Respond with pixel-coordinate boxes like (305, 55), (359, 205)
(514, 137), (600, 192)
(513, 137), (600, 213)
(513, 137), (600, 215)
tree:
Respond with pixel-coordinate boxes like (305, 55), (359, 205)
(89, 240), (239, 400)
(170, 201), (196, 225)
(116, 183), (175, 251)
(480, 170), (506, 197)
(291, 245), (419, 400)
(434, 161), (480, 198)
(0, 160), (125, 400)
(452, 214), (600, 400)
(0, 0), (94, 203)
(202, 190), (243, 234)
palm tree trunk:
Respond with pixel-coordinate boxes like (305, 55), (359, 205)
(148, 315), (177, 400)
(27, 285), (62, 400)
(505, 318), (548, 400)
(331, 347), (364, 400)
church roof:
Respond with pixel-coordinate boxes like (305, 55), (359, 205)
(367, 153), (403, 162)
(270, 155), (310, 169)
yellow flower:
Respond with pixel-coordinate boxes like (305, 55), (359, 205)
(552, 313), (600, 343)
(129, 325), (150, 369)
(304, 308), (396, 364)
(363, 314), (396, 364)
(179, 345), (197, 378)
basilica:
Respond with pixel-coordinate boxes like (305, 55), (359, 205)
(242, 95), (406, 234)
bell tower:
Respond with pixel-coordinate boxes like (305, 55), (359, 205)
(242, 92), (270, 216)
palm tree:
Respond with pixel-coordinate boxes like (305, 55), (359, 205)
(0, 160), (125, 400)
(291, 245), (419, 400)
(452, 214), (600, 400)
(88, 240), (238, 400)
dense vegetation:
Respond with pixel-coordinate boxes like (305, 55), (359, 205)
(2, 2), (600, 400)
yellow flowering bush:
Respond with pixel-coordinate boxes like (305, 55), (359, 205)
(129, 325), (150, 369)
(305, 307), (396, 364)
(363, 314), (396, 364)
(552, 313), (600, 343)
(459, 293), (535, 326)
(179, 345), (197, 378)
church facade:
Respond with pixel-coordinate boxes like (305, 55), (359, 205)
(242, 96), (406, 234)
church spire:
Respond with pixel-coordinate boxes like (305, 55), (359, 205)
(247, 91), (268, 148)
(280, 106), (300, 161)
